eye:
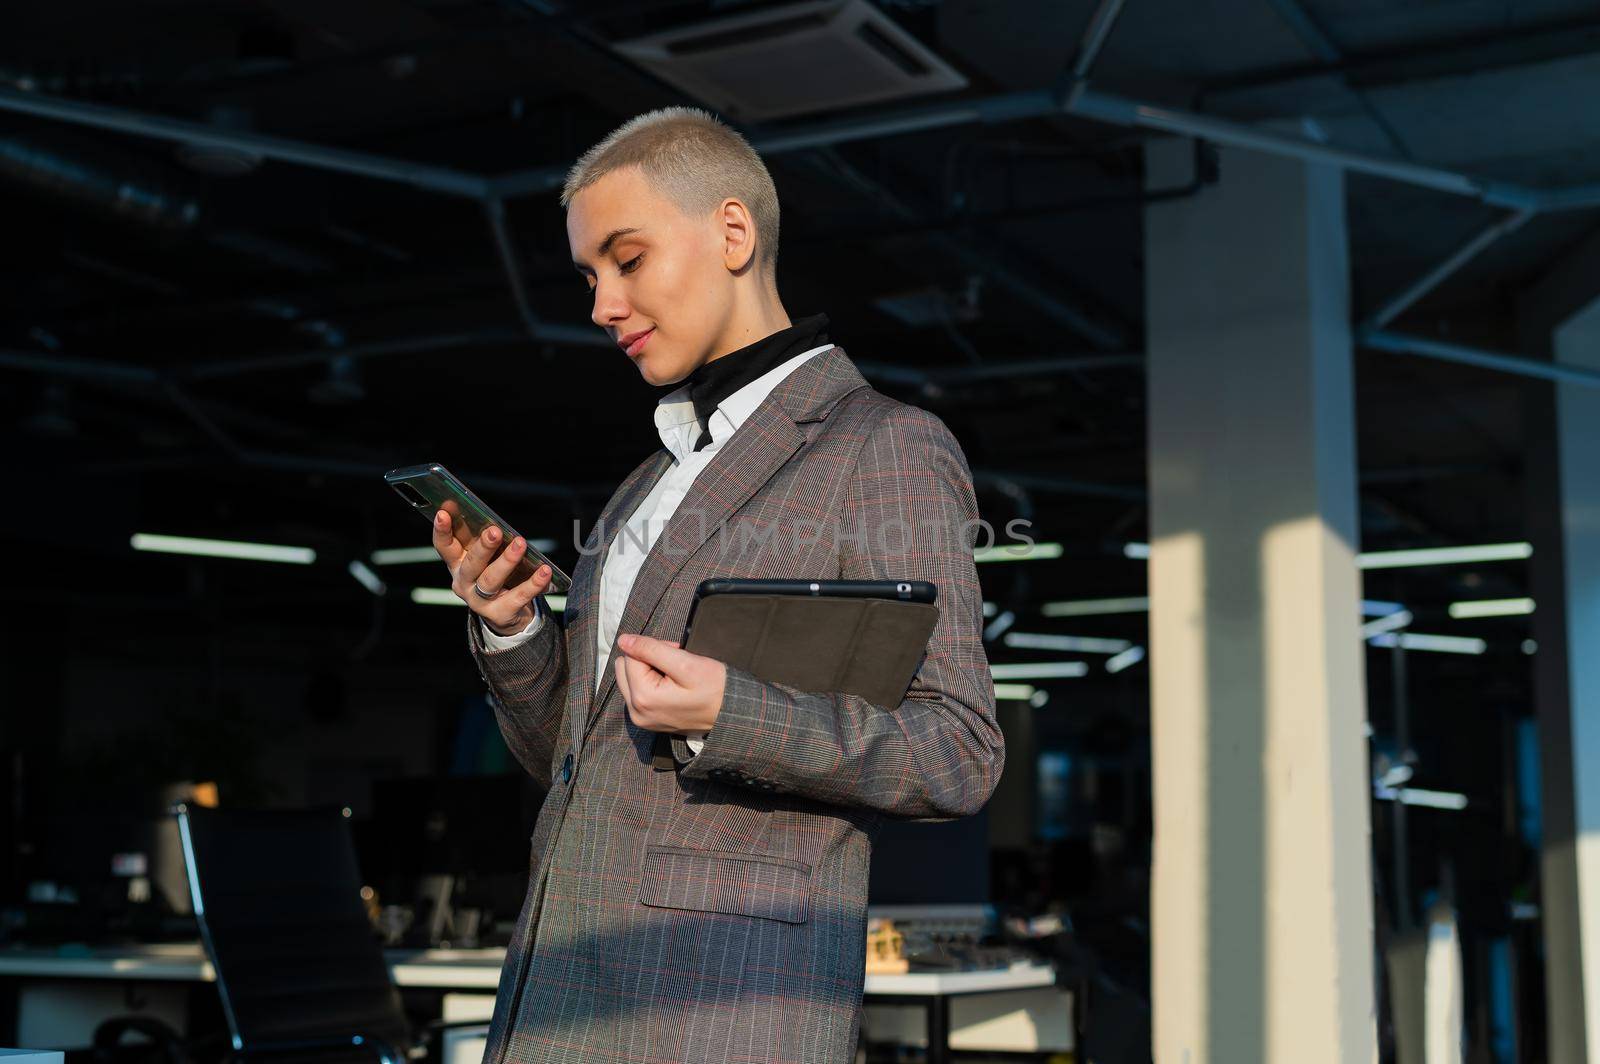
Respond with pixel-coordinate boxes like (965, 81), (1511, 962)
(620, 253), (644, 274)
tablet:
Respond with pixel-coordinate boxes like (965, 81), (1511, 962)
(679, 579), (940, 710)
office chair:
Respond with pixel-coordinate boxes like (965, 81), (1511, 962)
(174, 804), (485, 1063)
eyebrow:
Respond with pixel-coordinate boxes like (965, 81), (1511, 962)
(573, 226), (643, 270)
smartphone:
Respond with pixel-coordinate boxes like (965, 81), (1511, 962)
(383, 462), (572, 595)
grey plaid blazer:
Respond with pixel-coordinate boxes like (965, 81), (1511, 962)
(465, 344), (1003, 1063)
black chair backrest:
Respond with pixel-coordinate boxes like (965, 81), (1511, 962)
(175, 805), (410, 1054)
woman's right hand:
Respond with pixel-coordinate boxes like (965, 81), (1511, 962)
(432, 509), (555, 636)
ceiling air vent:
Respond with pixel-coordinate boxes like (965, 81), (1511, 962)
(612, 0), (968, 123)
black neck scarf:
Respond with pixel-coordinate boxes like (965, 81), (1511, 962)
(685, 313), (830, 452)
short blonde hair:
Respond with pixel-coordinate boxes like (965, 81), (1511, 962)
(561, 106), (780, 271)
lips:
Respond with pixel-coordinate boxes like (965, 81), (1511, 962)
(619, 328), (654, 357)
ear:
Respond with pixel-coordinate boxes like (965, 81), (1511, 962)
(718, 197), (758, 273)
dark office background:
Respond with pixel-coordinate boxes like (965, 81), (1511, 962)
(4, 0), (1595, 1058)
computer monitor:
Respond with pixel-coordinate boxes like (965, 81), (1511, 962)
(867, 808), (989, 905)
(359, 773), (541, 881)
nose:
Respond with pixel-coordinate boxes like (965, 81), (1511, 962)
(590, 277), (629, 331)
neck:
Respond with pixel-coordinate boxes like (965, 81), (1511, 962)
(703, 283), (791, 367)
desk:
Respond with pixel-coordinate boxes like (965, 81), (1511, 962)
(1, 944), (1059, 1061)
(0, 944), (500, 989)
(863, 964), (1059, 1064)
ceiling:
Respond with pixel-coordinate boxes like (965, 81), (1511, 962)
(4, 0), (1593, 671)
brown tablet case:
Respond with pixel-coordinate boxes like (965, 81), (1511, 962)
(683, 593), (941, 710)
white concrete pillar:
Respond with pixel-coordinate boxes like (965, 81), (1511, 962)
(1518, 231), (1600, 1063)
(1143, 138), (1378, 1064)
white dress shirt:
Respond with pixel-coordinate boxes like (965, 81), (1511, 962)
(480, 342), (833, 755)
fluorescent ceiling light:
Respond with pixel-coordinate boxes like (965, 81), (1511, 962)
(1042, 596), (1150, 618)
(1356, 542), (1532, 570)
(994, 683), (1036, 701)
(410, 588), (565, 612)
(1004, 633), (1132, 654)
(373, 546), (439, 565)
(1362, 599), (1405, 617)
(982, 600), (998, 618)
(1123, 542), (1150, 560)
(1360, 610), (1413, 639)
(1106, 646), (1146, 673)
(991, 662), (1089, 680)
(1375, 763), (1414, 789)
(1448, 597), (1535, 619)
(1368, 632), (1487, 655)
(974, 541), (1064, 563)
(374, 539), (556, 566)
(983, 610), (1016, 642)
(1374, 786), (1468, 811)
(131, 533), (315, 565)
(348, 560), (386, 596)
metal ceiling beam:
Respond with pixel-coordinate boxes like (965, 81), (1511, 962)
(0, 85), (492, 198)
(974, 468), (1146, 503)
(485, 196), (556, 341)
(1204, 13), (1600, 96)
(4, 53), (1598, 217)
(1363, 209), (1536, 329)
(1055, 0), (1129, 109)
(0, 349), (159, 383)
(1359, 328), (1600, 388)
(1070, 89), (1521, 204)
(1262, 0), (1414, 159)
(794, 147), (1132, 350)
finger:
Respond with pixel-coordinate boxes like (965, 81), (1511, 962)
(622, 655), (666, 717)
(617, 634), (693, 678)
(501, 561), (553, 612)
(476, 534), (539, 597)
(431, 510), (465, 568)
(457, 524), (506, 586)
(614, 651), (633, 708)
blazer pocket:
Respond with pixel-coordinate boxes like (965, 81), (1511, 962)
(638, 845), (812, 925)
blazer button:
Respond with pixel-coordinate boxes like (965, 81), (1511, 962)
(561, 753), (574, 784)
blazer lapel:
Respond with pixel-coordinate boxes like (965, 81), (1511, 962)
(586, 345), (871, 740)
(566, 448), (672, 754)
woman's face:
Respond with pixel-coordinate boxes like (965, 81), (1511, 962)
(567, 166), (735, 387)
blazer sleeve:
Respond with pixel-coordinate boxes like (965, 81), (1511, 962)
(467, 596), (569, 791)
(674, 408), (1004, 822)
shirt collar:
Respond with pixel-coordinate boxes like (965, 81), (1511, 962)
(685, 313), (829, 447)
(653, 340), (833, 463)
